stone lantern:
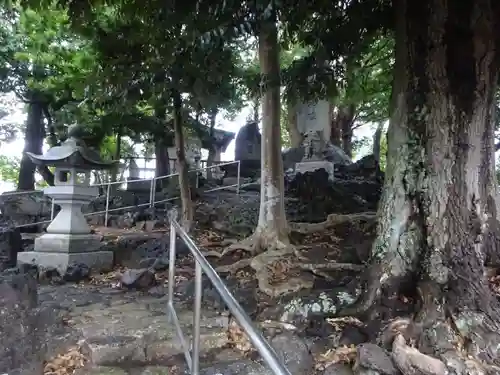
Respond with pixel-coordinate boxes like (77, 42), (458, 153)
(17, 124), (118, 274)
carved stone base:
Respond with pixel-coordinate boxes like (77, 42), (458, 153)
(33, 233), (103, 253)
(295, 160), (334, 180)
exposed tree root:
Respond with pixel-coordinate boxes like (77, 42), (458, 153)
(216, 258), (252, 273)
(390, 334), (448, 375)
(216, 232), (364, 297)
(299, 263), (364, 281)
(376, 316), (500, 375)
(220, 235), (260, 258)
(289, 211), (377, 234)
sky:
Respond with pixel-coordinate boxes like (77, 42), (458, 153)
(0, 99), (373, 192)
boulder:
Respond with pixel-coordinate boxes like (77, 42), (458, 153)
(270, 333), (314, 375)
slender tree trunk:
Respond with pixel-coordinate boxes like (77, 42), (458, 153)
(18, 98), (44, 190)
(329, 102), (342, 147)
(286, 101), (302, 148)
(256, 13), (288, 246)
(252, 97), (260, 123)
(206, 110), (217, 180)
(344, 0), (500, 364)
(154, 140), (170, 177)
(109, 128), (122, 193)
(172, 89), (194, 231)
(339, 104), (355, 158)
(154, 101), (171, 189)
(372, 122), (384, 162)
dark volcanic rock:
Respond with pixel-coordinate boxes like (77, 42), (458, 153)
(285, 169), (381, 222)
(0, 270), (70, 375)
(120, 269), (156, 290)
(0, 225), (22, 271)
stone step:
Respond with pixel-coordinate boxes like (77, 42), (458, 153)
(71, 294), (231, 367)
(78, 359), (275, 375)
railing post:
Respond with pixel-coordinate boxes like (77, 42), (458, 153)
(192, 261), (202, 375)
(149, 177), (155, 208)
(167, 210), (177, 322)
(50, 199), (55, 220)
(236, 160), (241, 195)
(104, 182), (111, 227)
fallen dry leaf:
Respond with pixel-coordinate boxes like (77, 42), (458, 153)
(43, 346), (87, 375)
(315, 345), (357, 370)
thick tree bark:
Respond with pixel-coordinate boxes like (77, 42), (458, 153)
(342, 0), (500, 365)
(18, 98), (44, 191)
(372, 122), (384, 162)
(172, 89), (194, 231)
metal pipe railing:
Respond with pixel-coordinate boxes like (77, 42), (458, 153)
(9, 160), (241, 229)
(167, 209), (291, 375)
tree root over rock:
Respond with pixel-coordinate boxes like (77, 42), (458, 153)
(215, 232), (312, 298)
(212, 214), (370, 298)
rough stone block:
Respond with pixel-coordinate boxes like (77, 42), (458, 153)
(17, 250), (113, 275)
(82, 336), (146, 366)
(0, 226), (22, 271)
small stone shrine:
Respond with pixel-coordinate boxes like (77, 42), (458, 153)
(17, 124), (117, 274)
(294, 101), (335, 180)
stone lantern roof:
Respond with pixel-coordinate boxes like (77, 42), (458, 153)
(25, 124), (119, 170)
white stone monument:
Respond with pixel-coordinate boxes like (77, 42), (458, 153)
(17, 124), (117, 274)
(295, 100), (335, 180)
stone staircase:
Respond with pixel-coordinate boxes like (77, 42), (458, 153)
(40, 282), (284, 375)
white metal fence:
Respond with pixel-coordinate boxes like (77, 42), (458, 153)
(2, 160), (241, 229)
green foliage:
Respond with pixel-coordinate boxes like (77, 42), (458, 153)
(0, 155), (20, 184)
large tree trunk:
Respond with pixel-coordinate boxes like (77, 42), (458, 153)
(172, 89), (194, 231)
(343, 0), (500, 366)
(18, 98), (44, 191)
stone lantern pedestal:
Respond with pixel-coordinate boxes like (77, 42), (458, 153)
(17, 124), (116, 274)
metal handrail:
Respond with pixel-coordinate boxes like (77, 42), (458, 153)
(7, 160), (241, 229)
(167, 210), (291, 375)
